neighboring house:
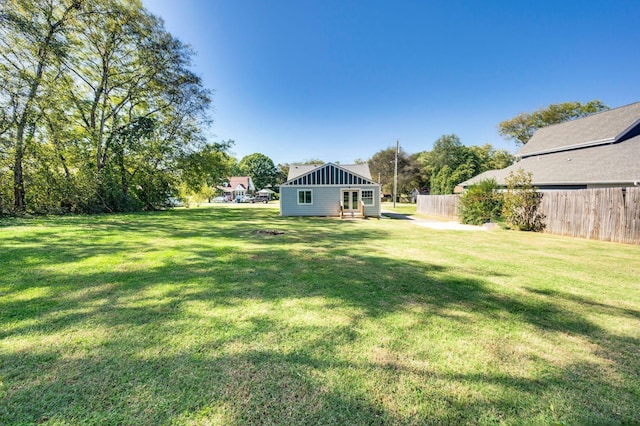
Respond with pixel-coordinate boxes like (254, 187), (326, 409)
(280, 163), (381, 217)
(459, 102), (640, 191)
(411, 188), (429, 203)
(219, 176), (255, 201)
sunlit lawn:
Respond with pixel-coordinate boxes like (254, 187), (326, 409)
(1, 205), (639, 424)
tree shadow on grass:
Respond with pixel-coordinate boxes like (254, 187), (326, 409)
(1, 208), (640, 424)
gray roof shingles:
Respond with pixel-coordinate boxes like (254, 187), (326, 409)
(518, 102), (640, 158)
(462, 135), (640, 187)
(461, 102), (640, 188)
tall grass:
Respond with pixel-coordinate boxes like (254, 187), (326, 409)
(1, 206), (639, 424)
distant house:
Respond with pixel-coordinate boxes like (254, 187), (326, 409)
(459, 102), (640, 191)
(280, 163), (381, 217)
(219, 176), (255, 201)
(411, 188), (429, 203)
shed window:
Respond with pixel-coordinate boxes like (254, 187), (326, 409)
(298, 190), (312, 205)
(362, 190), (374, 205)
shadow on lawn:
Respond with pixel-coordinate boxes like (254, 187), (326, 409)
(1, 207), (639, 424)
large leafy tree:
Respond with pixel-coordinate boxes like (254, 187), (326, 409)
(368, 146), (404, 195)
(0, 0), (212, 213)
(0, 0), (84, 211)
(498, 100), (608, 146)
(65, 0), (211, 211)
(179, 140), (234, 193)
(368, 146), (425, 197)
(238, 153), (277, 191)
(426, 134), (478, 194)
(418, 135), (514, 194)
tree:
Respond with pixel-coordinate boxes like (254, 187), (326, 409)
(276, 163), (290, 187)
(238, 153), (277, 191)
(0, 0), (212, 214)
(498, 100), (608, 146)
(368, 146), (401, 195)
(469, 144), (514, 171)
(427, 134), (478, 194)
(0, 0), (85, 211)
(66, 0), (211, 211)
(179, 141), (234, 193)
(419, 135), (515, 195)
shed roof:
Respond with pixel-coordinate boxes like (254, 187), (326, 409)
(287, 163), (372, 180)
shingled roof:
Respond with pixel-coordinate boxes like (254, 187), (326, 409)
(287, 163), (372, 181)
(518, 102), (640, 158)
(460, 102), (640, 189)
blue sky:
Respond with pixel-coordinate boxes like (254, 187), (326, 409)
(143, 0), (640, 165)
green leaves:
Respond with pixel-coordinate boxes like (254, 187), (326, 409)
(238, 153), (278, 191)
(498, 100), (609, 146)
(0, 0), (213, 213)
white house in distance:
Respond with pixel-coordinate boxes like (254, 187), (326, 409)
(219, 176), (255, 201)
(280, 163), (381, 217)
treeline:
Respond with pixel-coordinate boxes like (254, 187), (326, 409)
(0, 0), (224, 215)
(368, 134), (514, 197)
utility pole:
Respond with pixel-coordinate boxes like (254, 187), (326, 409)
(393, 140), (399, 208)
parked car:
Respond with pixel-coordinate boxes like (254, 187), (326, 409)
(235, 195), (253, 203)
(253, 195), (270, 203)
(213, 196), (227, 203)
(165, 197), (183, 207)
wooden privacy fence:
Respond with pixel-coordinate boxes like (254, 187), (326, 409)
(417, 187), (640, 244)
(538, 187), (640, 244)
(416, 194), (459, 219)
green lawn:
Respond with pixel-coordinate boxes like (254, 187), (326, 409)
(1, 206), (639, 425)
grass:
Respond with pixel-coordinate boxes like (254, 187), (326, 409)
(1, 205), (639, 425)
(381, 202), (418, 215)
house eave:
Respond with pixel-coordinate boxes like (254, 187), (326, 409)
(518, 137), (616, 159)
(534, 179), (637, 186)
(615, 117), (640, 141)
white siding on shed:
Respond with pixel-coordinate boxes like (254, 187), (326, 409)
(280, 163), (381, 217)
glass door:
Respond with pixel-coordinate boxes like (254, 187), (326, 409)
(342, 190), (359, 212)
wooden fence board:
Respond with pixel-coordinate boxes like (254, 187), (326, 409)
(418, 188), (640, 244)
(538, 187), (638, 243)
(416, 194), (459, 219)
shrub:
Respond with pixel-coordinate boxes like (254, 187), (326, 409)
(502, 169), (545, 231)
(459, 178), (502, 225)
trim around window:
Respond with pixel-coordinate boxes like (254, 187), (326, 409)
(297, 189), (313, 205)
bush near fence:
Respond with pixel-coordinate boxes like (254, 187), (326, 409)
(416, 187), (640, 244)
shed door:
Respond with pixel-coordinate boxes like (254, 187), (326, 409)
(342, 190), (359, 212)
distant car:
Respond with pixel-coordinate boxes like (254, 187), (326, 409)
(213, 196), (227, 203)
(165, 197), (183, 207)
(235, 195), (253, 203)
(253, 195), (270, 203)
